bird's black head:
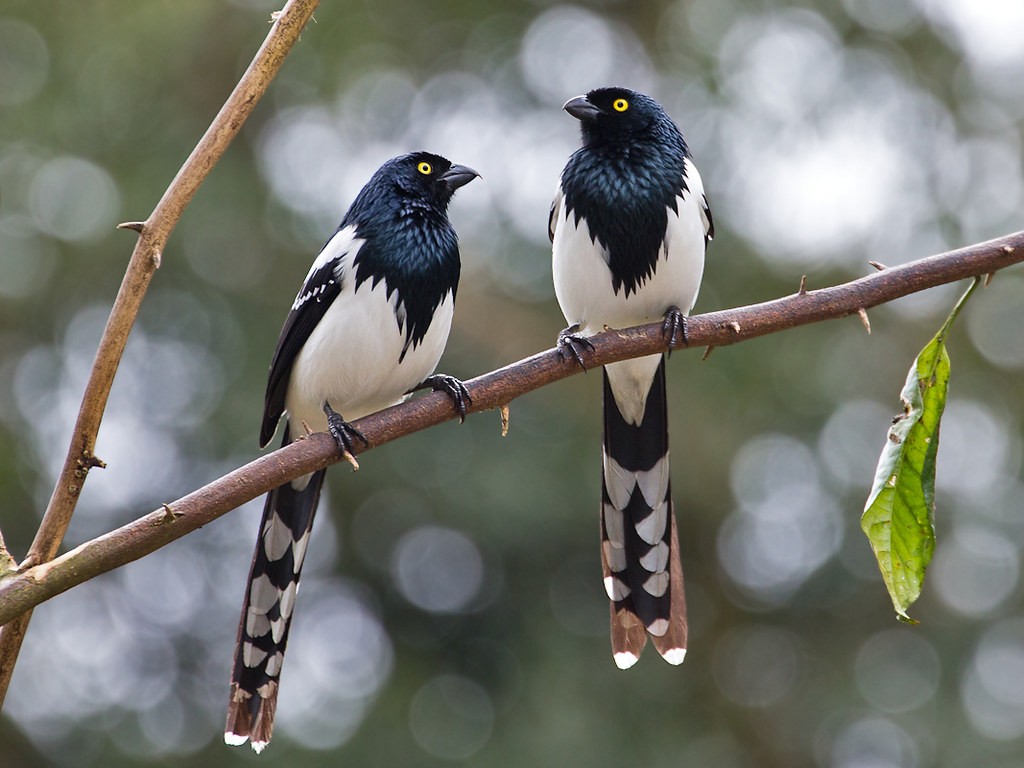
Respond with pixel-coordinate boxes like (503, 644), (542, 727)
(373, 151), (479, 210)
(563, 87), (678, 147)
(341, 151), (478, 238)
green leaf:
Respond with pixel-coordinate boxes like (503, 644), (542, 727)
(861, 278), (980, 621)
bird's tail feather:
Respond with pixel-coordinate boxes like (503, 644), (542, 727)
(225, 430), (325, 753)
(600, 356), (687, 669)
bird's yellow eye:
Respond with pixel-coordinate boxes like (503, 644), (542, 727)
(417, 161), (433, 175)
(612, 98), (629, 112)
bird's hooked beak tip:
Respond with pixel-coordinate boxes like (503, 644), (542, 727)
(439, 164), (480, 191)
(563, 95), (602, 121)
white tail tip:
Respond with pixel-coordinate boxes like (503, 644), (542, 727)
(661, 647), (687, 665)
(224, 732), (248, 747)
(613, 651), (640, 670)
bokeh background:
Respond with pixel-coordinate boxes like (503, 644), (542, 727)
(2, 0), (1023, 765)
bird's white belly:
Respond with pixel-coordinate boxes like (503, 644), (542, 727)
(284, 281), (454, 434)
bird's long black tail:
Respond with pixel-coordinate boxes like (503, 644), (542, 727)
(225, 429), (325, 753)
(600, 356), (687, 669)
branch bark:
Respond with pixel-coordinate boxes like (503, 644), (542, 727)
(0, 229), (1021, 628)
(0, 0), (321, 709)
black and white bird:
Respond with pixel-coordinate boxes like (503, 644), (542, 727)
(225, 152), (478, 752)
(549, 87), (713, 669)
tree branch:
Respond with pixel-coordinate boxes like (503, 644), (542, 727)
(0, 230), (1021, 628)
(0, 0), (320, 710)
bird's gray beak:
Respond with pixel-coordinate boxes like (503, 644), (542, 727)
(439, 164), (480, 191)
(563, 95), (603, 121)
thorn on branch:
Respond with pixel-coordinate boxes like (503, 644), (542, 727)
(726, 321), (741, 334)
(797, 275), (807, 296)
(868, 260), (887, 271)
(342, 451), (360, 471)
(702, 346), (715, 361)
(117, 221), (145, 233)
(161, 504), (182, 523)
(499, 404), (510, 437)
(74, 452), (106, 481)
(985, 272), (995, 287)
(1003, 245), (1014, 254)
(858, 307), (871, 334)
(78, 453), (107, 471)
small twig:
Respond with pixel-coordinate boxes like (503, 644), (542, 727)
(499, 404), (510, 437)
(797, 275), (807, 295)
(868, 260), (887, 271)
(702, 346), (715, 361)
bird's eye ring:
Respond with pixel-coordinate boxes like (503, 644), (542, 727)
(417, 161), (433, 175)
(612, 98), (629, 112)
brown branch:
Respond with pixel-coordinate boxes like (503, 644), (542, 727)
(0, 230), (1021, 628)
(0, 0), (321, 710)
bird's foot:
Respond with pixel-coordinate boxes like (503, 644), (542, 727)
(418, 374), (472, 423)
(662, 306), (687, 355)
(322, 401), (368, 456)
(557, 324), (595, 371)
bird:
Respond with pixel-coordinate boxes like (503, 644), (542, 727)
(549, 87), (713, 669)
(224, 152), (478, 752)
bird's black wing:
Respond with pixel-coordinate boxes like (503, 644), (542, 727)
(260, 226), (355, 447)
(548, 187), (563, 244)
(701, 193), (714, 244)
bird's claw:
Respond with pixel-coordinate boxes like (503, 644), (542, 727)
(662, 306), (687, 355)
(421, 374), (472, 423)
(557, 324), (595, 371)
(323, 401), (368, 456)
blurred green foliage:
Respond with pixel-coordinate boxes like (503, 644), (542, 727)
(1, 1), (1023, 766)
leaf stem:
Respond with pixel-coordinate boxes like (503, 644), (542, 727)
(936, 276), (981, 346)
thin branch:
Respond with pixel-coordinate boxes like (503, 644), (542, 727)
(0, 229), (1021, 627)
(0, 0), (320, 710)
